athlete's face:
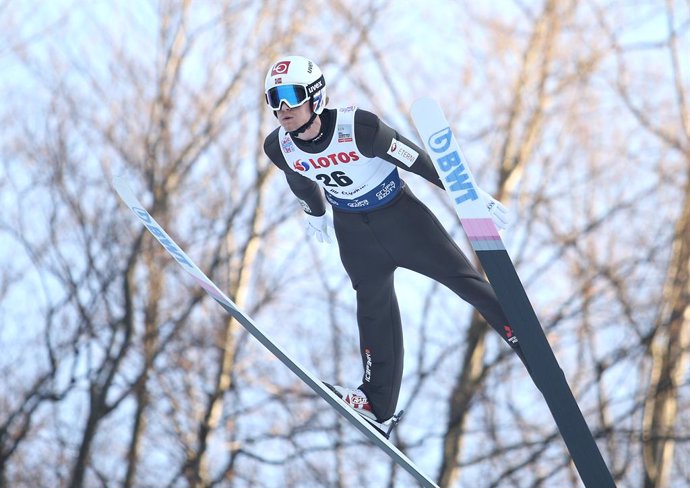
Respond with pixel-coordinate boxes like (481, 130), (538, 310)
(276, 101), (312, 132)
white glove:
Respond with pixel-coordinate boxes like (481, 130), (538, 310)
(478, 188), (514, 230)
(305, 212), (334, 244)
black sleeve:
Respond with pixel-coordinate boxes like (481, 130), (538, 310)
(263, 128), (327, 216)
(354, 109), (444, 190)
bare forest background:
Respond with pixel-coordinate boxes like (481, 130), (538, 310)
(1, 1), (689, 487)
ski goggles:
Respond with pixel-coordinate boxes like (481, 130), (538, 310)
(265, 75), (325, 110)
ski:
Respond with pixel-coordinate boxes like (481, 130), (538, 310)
(112, 177), (439, 488)
(410, 98), (617, 488)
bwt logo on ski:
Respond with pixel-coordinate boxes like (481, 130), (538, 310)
(132, 207), (192, 268)
(293, 151), (359, 172)
(428, 127), (478, 204)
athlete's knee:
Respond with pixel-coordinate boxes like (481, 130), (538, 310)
(354, 276), (395, 306)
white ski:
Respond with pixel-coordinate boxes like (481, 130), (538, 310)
(112, 176), (440, 488)
(410, 97), (616, 488)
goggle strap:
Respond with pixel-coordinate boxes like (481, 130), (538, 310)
(305, 75), (325, 97)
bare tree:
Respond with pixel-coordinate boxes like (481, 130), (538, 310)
(2, 1), (689, 488)
(598, 1), (690, 486)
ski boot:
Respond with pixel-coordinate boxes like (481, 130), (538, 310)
(324, 383), (405, 439)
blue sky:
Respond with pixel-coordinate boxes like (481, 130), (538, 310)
(1, 1), (688, 486)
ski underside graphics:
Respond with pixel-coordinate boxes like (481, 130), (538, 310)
(112, 177), (439, 488)
(411, 97), (617, 488)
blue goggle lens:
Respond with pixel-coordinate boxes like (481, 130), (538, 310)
(266, 85), (308, 110)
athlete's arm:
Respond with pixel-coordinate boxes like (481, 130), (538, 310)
(354, 109), (444, 190)
(263, 129), (327, 216)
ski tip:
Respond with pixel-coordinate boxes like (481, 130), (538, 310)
(410, 96), (440, 118)
(112, 175), (130, 195)
(112, 175), (139, 208)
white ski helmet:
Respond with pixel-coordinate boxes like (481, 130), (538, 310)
(264, 55), (327, 115)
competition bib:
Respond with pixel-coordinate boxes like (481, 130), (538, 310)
(279, 106), (402, 212)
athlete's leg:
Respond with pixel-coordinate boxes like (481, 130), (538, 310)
(381, 189), (529, 366)
(332, 211), (404, 421)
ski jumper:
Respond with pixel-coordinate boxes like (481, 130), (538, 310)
(264, 107), (526, 421)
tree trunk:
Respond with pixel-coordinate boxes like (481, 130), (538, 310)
(642, 166), (690, 488)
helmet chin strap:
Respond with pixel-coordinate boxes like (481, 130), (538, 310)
(288, 111), (319, 137)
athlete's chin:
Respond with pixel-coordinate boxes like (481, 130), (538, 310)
(280, 118), (302, 132)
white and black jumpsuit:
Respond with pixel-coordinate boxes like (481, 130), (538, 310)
(264, 106), (526, 421)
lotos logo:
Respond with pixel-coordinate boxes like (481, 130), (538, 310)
(294, 151), (359, 171)
(271, 61), (291, 76)
(293, 159), (310, 171)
